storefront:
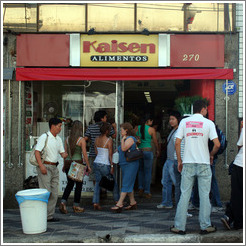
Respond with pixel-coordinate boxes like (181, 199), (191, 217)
(15, 33), (233, 193)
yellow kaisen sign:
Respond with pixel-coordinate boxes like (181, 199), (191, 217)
(80, 34), (158, 67)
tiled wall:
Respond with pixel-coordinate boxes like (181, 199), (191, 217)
(236, 3), (244, 118)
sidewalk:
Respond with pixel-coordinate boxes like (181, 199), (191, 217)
(3, 195), (243, 244)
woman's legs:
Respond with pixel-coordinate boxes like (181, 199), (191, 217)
(128, 191), (137, 205)
(92, 162), (102, 204)
(142, 151), (154, 194)
(73, 180), (83, 206)
(61, 169), (75, 203)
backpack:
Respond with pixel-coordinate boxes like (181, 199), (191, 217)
(216, 128), (227, 155)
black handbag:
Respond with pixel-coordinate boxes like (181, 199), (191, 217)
(99, 174), (115, 191)
(125, 147), (144, 162)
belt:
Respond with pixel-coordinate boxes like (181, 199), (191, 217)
(140, 147), (152, 151)
(44, 161), (57, 165)
(72, 160), (84, 164)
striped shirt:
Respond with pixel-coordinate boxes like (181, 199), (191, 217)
(84, 122), (115, 157)
(174, 136), (185, 161)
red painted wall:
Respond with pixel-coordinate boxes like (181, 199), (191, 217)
(190, 80), (215, 121)
(16, 34), (69, 67)
(170, 35), (224, 68)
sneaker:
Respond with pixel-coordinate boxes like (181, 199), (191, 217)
(157, 204), (173, 209)
(211, 206), (224, 213)
(188, 203), (199, 211)
(221, 215), (231, 230)
(187, 212), (193, 218)
(200, 225), (217, 235)
(170, 226), (186, 235)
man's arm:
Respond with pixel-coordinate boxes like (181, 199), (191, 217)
(35, 150), (47, 175)
(210, 138), (220, 164)
(175, 138), (182, 172)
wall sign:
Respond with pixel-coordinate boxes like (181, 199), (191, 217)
(170, 35), (224, 67)
(222, 80), (237, 95)
(80, 34), (159, 67)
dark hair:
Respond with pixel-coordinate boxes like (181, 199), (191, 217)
(94, 110), (107, 123)
(49, 118), (62, 129)
(169, 110), (181, 124)
(140, 114), (153, 140)
(68, 120), (83, 156)
(120, 122), (135, 136)
(193, 100), (208, 113)
(100, 122), (111, 135)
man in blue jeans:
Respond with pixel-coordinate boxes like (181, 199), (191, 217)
(170, 100), (220, 235)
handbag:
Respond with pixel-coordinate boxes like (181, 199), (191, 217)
(66, 138), (86, 182)
(125, 147), (144, 162)
(99, 174), (115, 191)
(67, 161), (86, 182)
(29, 133), (49, 166)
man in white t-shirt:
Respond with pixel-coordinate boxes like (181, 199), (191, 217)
(221, 121), (243, 230)
(35, 118), (68, 222)
(170, 100), (220, 235)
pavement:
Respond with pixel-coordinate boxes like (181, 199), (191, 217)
(2, 192), (243, 244)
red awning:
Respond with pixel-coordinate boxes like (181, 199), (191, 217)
(16, 68), (233, 81)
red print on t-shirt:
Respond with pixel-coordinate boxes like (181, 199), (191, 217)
(186, 121), (203, 128)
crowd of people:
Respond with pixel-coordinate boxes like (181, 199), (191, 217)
(34, 99), (243, 234)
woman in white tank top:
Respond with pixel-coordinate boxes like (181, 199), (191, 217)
(92, 122), (119, 210)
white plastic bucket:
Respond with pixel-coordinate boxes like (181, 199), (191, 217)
(15, 188), (50, 234)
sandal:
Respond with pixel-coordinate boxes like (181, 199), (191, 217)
(170, 226), (186, 235)
(93, 204), (102, 211)
(111, 205), (123, 213)
(73, 206), (85, 213)
(59, 202), (68, 214)
(124, 203), (137, 210)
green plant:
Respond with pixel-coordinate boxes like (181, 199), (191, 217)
(174, 96), (209, 115)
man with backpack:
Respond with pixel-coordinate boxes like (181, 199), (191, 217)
(209, 125), (227, 212)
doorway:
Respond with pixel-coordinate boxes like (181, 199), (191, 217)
(124, 80), (190, 193)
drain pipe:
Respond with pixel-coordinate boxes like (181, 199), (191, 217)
(18, 81), (23, 167)
(225, 79), (229, 168)
(8, 80), (13, 168)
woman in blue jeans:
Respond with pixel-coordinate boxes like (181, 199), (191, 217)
(93, 122), (119, 210)
(157, 111), (181, 209)
(111, 122), (139, 212)
(136, 114), (159, 198)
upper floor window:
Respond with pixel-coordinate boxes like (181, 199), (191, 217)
(3, 3), (234, 33)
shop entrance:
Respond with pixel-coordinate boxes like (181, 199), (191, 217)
(124, 80), (190, 192)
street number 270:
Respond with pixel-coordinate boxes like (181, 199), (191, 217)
(183, 54), (200, 62)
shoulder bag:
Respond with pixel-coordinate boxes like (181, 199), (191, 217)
(125, 137), (144, 162)
(29, 133), (49, 167)
(67, 138), (86, 182)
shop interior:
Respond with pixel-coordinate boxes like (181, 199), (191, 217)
(124, 80), (190, 188)
(27, 79), (192, 191)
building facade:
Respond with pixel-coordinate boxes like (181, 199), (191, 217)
(2, 2), (244, 208)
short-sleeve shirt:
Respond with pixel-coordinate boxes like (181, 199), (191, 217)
(167, 128), (177, 160)
(84, 122), (115, 157)
(35, 131), (65, 163)
(174, 136), (185, 161)
(176, 114), (218, 164)
(233, 128), (243, 168)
